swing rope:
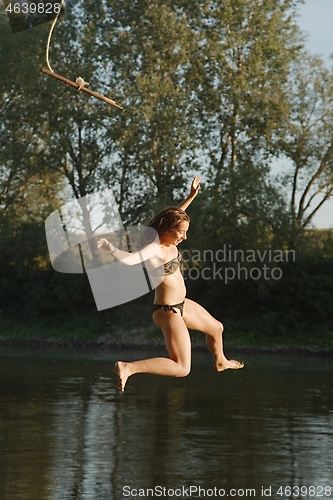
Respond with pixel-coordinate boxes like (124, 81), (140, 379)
(46, 0), (66, 74)
(42, 0), (123, 110)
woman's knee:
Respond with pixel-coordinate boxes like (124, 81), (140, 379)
(213, 320), (223, 337)
(175, 363), (191, 378)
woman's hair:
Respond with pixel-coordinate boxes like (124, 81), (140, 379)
(139, 207), (190, 246)
(148, 207), (190, 237)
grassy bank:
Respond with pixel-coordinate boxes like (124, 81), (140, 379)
(1, 306), (333, 355)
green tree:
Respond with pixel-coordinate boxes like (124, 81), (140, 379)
(21, 1), (125, 245)
(0, 13), (63, 222)
(276, 55), (333, 249)
(101, 0), (199, 223)
(189, 0), (303, 246)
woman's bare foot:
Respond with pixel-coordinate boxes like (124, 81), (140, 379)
(215, 359), (244, 372)
(115, 361), (131, 392)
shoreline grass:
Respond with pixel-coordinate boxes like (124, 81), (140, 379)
(1, 315), (332, 355)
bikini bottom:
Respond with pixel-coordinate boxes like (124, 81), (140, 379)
(152, 301), (185, 317)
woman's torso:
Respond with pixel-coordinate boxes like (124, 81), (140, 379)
(150, 246), (186, 304)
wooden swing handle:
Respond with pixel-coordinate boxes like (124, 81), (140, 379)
(41, 67), (123, 111)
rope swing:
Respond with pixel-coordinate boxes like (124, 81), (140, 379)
(41, 0), (123, 111)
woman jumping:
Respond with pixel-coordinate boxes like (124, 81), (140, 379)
(97, 175), (243, 391)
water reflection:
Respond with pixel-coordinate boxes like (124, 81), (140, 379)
(0, 349), (332, 499)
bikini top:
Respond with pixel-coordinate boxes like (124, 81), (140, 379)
(163, 251), (181, 276)
(150, 251), (181, 276)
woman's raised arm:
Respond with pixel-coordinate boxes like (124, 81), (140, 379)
(178, 175), (200, 211)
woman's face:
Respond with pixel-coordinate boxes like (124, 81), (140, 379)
(163, 221), (189, 246)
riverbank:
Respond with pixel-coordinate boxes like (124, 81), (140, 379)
(0, 316), (332, 357)
(0, 337), (332, 357)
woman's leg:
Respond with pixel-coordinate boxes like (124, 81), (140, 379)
(116, 309), (191, 391)
(182, 298), (243, 371)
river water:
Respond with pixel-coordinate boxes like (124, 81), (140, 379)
(0, 347), (332, 500)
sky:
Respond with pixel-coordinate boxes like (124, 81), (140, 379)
(289, 0), (333, 228)
(297, 0), (333, 60)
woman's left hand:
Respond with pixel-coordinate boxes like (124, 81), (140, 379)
(190, 175), (201, 198)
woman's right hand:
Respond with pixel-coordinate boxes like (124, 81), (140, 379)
(97, 238), (113, 252)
